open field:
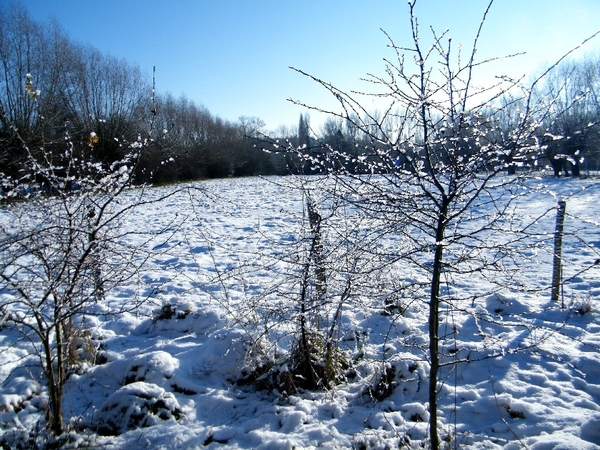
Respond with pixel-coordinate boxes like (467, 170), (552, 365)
(1, 175), (600, 449)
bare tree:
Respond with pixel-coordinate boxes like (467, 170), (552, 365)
(0, 70), (174, 440)
(532, 57), (600, 176)
(261, 1), (599, 446)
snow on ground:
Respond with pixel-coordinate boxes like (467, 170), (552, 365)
(1, 175), (600, 449)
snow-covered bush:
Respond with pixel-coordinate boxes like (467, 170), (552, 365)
(237, 183), (360, 394)
(95, 382), (182, 435)
(152, 302), (193, 323)
(573, 291), (593, 315)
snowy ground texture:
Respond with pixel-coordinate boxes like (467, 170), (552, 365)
(1, 175), (600, 449)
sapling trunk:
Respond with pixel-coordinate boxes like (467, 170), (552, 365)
(428, 204), (447, 450)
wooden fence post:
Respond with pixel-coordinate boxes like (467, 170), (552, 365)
(551, 199), (566, 303)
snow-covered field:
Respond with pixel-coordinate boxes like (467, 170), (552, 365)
(1, 175), (600, 449)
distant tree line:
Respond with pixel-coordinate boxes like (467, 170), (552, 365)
(2, 3), (599, 187)
(0, 4), (288, 187)
(310, 60), (600, 176)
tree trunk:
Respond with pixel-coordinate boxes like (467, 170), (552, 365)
(428, 204), (447, 449)
(550, 158), (563, 177)
(43, 328), (65, 436)
(571, 159), (581, 177)
(505, 154), (516, 175)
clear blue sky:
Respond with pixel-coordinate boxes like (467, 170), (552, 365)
(14, 0), (600, 131)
